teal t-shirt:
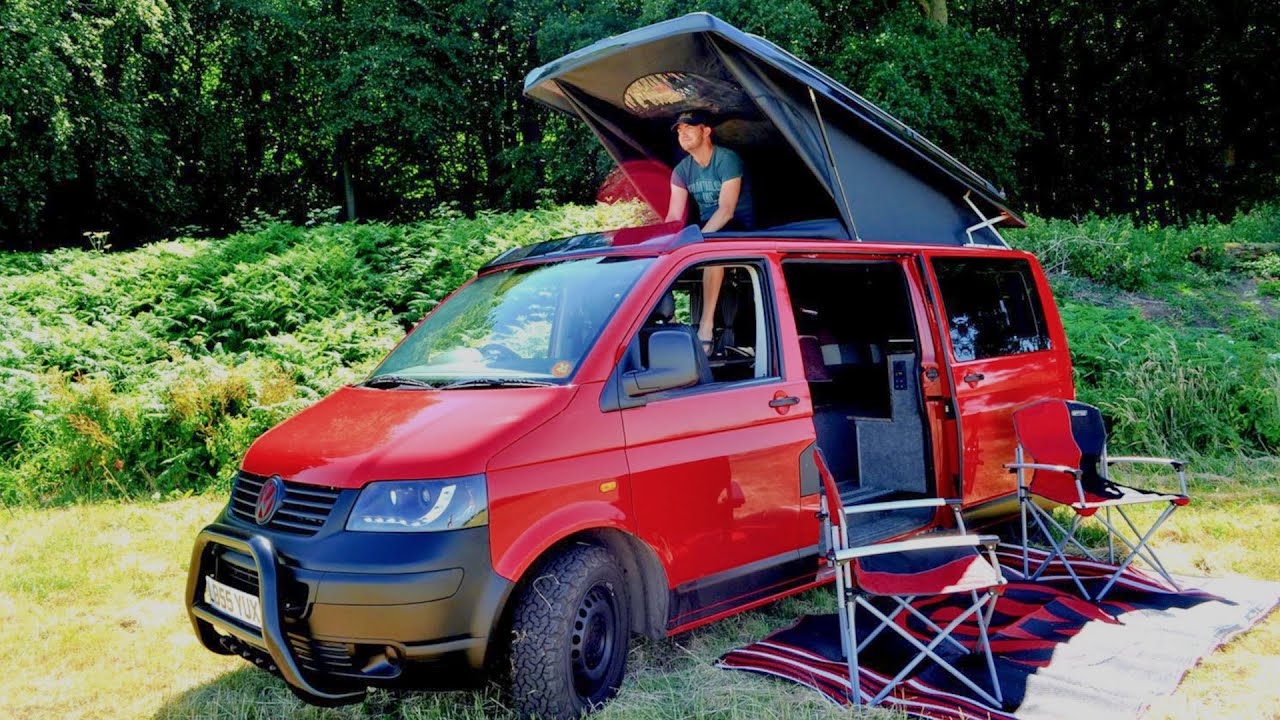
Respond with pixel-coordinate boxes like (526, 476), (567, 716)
(673, 146), (755, 229)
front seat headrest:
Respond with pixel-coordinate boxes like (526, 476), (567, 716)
(649, 291), (676, 324)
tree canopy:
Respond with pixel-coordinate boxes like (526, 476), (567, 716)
(2, 0), (1277, 249)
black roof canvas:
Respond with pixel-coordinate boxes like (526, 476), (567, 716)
(524, 13), (1022, 246)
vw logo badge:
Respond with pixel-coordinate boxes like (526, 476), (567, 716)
(255, 475), (285, 525)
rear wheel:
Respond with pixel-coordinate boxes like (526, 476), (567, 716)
(507, 544), (629, 719)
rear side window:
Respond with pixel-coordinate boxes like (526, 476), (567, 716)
(932, 257), (1051, 362)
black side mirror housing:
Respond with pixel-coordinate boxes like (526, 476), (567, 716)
(623, 330), (700, 396)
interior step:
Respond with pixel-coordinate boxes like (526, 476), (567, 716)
(838, 486), (896, 506)
(834, 487), (936, 547)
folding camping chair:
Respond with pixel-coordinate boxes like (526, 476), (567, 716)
(816, 448), (1005, 708)
(1006, 399), (1191, 601)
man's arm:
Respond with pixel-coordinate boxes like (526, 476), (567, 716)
(666, 183), (688, 224)
(701, 177), (741, 233)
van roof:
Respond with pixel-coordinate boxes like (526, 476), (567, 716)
(479, 221), (1018, 273)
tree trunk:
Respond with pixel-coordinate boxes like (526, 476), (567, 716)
(917, 0), (947, 25)
(341, 150), (357, 221)
(333, 0), (356, 221)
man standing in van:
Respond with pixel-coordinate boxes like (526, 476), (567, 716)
(666, 110), (755, 351)
(665, 110), (755, 233)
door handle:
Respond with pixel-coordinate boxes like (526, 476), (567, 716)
(769, 396), (800, 408)
(963, 373), (985, 383)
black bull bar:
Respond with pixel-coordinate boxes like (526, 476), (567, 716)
(185, 523), (366, 705)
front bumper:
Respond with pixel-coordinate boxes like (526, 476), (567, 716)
(185, 521), (512, 704)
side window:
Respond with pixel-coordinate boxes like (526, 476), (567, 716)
(638, 261), (776, 385)
(932, 257), (1051, 362)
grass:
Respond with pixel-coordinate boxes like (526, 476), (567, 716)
(1, 459), (1276, 720)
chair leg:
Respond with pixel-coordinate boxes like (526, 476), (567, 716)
(1106, 506), (1115, 564)
(844, 591), (863, 705)
(1094, 503), (1180, 600)
(1021, 492), (1030, 578)
(860, 594), (1003, 708)
(1028, 505), (1092, 600)
(836, 584), (851, 670)
(833, 544), (860, 704)
(1035, 505), (1103, 563)
(1112, 504), (1179, 587)
(973, 589), (1004, 706)
(1060, 512), (1102, 560)
(1028, 504), (1098, 569)
(856, 597), (968, 656)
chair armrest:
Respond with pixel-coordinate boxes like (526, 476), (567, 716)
(833, 533), (989, 562)
(842, 498), (961, 515)
(1107, 456), (1189, 470)
(1107, 456), (1189, 496)
(1004, 462), (1081, 475)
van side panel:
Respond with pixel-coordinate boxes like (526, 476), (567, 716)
(486, 381), (637, 582)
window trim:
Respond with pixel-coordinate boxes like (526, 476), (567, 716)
(603, 256), (784, 411)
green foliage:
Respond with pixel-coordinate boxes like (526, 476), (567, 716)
(1006, 204), (1280, 291)
(7, 0), (1276, 249)
(1243, 254), (1280, 280)
(828, 7), (1031, 192)
(1025, 204), (1280, 456)
(1060, 303), (1280, 455)
(0, 0), (191, 241)
(0, 203), (644, 504)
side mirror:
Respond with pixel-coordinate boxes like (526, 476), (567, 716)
(623, 330), (701, 397)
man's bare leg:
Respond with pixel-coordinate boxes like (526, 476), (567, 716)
(698, 266), (724, 353)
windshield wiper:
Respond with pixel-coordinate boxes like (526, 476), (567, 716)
(437, 378), (556, 390)
(360, 374), (437, 389)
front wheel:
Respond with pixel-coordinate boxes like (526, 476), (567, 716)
(507, 544), (630, 719)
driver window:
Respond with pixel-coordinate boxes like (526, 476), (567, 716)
(639, 261), (775, 385)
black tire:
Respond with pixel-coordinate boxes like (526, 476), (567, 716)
(507, 543), (630, 719)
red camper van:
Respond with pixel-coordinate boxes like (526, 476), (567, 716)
(185, 14), (1073, 719)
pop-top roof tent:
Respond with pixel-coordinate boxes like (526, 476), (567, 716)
(524, 13), (1023, 247)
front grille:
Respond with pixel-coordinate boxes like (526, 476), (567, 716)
(230, 471), (342, 536)
(215, 555), (260, 595)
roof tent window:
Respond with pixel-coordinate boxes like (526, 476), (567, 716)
(623, 73), (751, 117)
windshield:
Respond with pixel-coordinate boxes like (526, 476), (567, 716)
(370, 256), (652, 385)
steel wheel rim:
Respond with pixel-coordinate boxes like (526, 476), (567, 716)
(570, 582), (618, 699)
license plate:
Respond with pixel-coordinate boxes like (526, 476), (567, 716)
(205, 575), (263, 629)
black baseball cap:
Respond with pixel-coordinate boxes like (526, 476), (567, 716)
(671, 109), (713, 130)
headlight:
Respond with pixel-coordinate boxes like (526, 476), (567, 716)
(346, 475), (488, 532)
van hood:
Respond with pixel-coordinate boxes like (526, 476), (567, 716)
(240, 384), (577, 489)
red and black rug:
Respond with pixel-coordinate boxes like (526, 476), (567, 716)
(717, 545), (1279, 719)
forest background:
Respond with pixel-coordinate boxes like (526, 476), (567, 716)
(3, 0), (1279, 251)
